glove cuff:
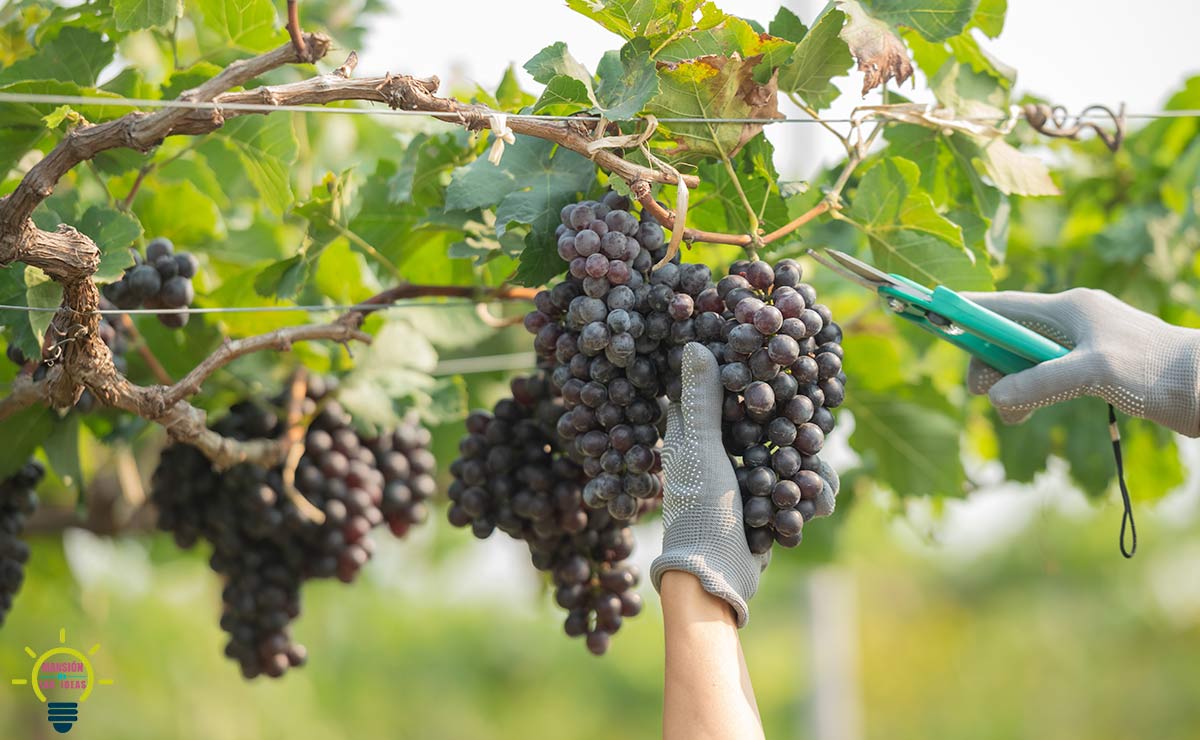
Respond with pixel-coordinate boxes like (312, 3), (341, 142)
(650, 508), (761, 627)
(1149, 327), (1200, 437)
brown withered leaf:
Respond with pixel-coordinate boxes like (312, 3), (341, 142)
(837, 0), (914, 96)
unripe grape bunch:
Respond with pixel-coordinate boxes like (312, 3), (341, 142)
(447, 372), (643, 655)
(0, 461), (43, 627)
(151, 377), (436, 679)
(686, 258), (844, 553)
(102, 236), (198, 328)
(523, 191), (676, 523)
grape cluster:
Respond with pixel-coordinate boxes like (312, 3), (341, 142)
(671, 259), (844, 553)
(103, 237), (198, 328)
(523, 191), (682, 521)
(0, 461), (42, 627)
(448, 373), (643, 655)
(151, 379), (436, 678)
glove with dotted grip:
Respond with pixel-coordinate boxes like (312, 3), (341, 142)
(963, 288), (1200, 437)
(651, 343), (770, 627)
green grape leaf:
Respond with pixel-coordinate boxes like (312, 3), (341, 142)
(656, 16), (795, 84)
(113, 0), (180, 31)
(776, 8), (852, 110)
(847, 157), (993, 289)
(849, 387), (966, 497)
(969, 0), (1006, 38)
(338, 318), (445, 434)
(565, 0), (723, 44)
(946, 32), (1015, 86)
(0, 405), (55, 480)
(446, 137), (594, 236)
(646, 55), (781, 163)
(133, 179), (222, 244)
(192, 0), (283, 53)
(859, 0), (978, 41)
(525, 42), (596, 89)
(78, 205), (143, 283)
(767, 6), (808, 42)
(594, 38), (659, 119)
(495, 65), (536, 110)
(0, 27), (114, 87)
(208, 116), (297, 215)
(253, 254), (309, 300)
(512, 229), (567, 287)
(532, 75), (594, 117)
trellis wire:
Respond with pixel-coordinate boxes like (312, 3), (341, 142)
(0, 299), (514, 315)
(1, 91), (1198, 124)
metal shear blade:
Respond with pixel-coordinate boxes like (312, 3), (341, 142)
(807, 248), (927, 302)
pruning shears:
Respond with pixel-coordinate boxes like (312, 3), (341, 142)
(808, 248), (1070, 375)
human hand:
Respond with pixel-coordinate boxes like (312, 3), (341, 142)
(651, 343), (769, 627)
(963, 288), (1200, 436)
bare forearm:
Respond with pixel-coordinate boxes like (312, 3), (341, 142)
(661, 571), (764, 740)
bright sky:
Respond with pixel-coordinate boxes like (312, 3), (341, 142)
(362, 0), (1200, 177)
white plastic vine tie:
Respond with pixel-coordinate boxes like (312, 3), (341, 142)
(585, 115), (659, 157)
(487, 112), (516, 165)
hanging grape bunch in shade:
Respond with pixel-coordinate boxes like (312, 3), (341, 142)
(102, 237), (198, 328)
(523, 191), (674, 523)
(671, 258), (844, 553)
(0, 461), (43, 627)
(151, 377), (436, 679)
(447, 373), (643, 655)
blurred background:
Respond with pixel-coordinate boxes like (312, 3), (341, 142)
(2, 1), (1200, 739)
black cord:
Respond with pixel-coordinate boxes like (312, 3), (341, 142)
(1109, 404), (1137, 558)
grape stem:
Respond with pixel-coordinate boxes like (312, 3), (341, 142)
(279, 368), (327, 525)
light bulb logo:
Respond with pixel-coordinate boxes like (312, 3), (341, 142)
(10, 627), (114, 734)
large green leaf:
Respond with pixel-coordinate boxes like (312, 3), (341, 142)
(594, 39), (659, 119)
(133, 179), (223, 245)
(113, 0), (179, 31)
(564, 0), (723, 44)
(656, 15), (794, 84)
(192, 0), (283, 53)
(847, 157), (993, 289)
(78, 205), (143, 283)
(860, 0), (979, 42)
(646, 55), (779, 162)
(968, 0), (1006, 38)
(849, 387), (966, 497)
(446, 137), (595, 235)
(772, 7), (849, 109)
(338, 318), (458, 435)
(775, 8), (851, 110)
(0, 27), (114, 87)
(512, 229), (567, 288)
(209, 116), (297, 215)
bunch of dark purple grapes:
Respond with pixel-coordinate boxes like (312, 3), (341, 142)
(523, 191), (680, 521)
(0, 461), (42, 628)
(151, 377), (436, 678)
(670, 258), (844, 553)
(448, 372), (643, 655)
(103, 237), (197, 328)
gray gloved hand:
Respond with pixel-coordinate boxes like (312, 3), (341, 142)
(651, 343), (769, 627)
(963, 288), (1200, 437)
